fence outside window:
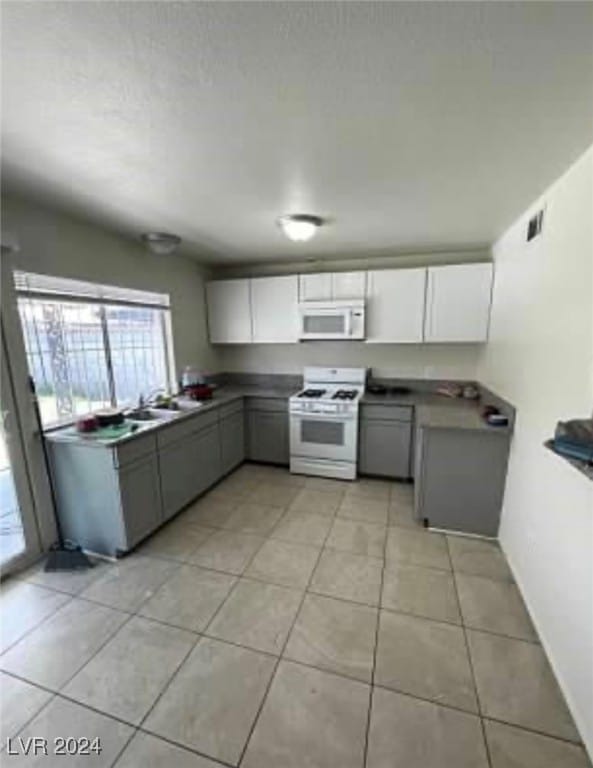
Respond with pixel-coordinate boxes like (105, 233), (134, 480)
(15, 272), (173, 427)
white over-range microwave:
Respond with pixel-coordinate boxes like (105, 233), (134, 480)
(298, 300), (365, 340)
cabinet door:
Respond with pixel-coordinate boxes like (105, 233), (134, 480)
(118, 454), (162, 548)
(359, 420), (411, 478)
(366, 268), (426, 342)
(424, 263), (493, 342)
(251, 276), (299, 343)
(247, 411), (289, 465)
(206, 279), (252, 343)
(332, 271), (366, 299)
(220, 412), (245, 475)
(194, 424), (223, 495)
(159, 435), (198, 520)
(299, 273), (332, 301)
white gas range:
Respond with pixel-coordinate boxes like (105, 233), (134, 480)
(289, 367), (367, 480)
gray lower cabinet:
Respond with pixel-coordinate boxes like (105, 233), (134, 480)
(159, 433), (201, 521)
(414, 426), (511, 536)
(49, 438), (161, 557)
(48, 394), (290, 557)
(159, 422), (222, 521)
(220, 411), (245, 475)
(118, 453), (162, 547)
(195, 423), (224, 493)
(358, 404), (413, 479)
(247, 403), (289, 465)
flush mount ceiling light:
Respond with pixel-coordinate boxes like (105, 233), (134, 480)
(141, 232), (182, 255)
(278, 214), (324, 243)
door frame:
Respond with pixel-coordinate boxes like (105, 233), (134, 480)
(0, 321), (42, 576)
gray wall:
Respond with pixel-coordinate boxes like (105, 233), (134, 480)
(216, 342), (482, 380)
(1, 192), (216, 551)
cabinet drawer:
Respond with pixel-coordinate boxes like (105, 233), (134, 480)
(219, 399), (244, 420)
(360, 404), (413, 423)
(112, 433), (157, 468)
(157, 409), (218, 449)
(246, 397), (288, 413)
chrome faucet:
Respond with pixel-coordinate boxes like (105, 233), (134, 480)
(137, 388), (164, 410)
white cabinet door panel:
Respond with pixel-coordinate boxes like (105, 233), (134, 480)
(424, 263), (493, 342)
(332, 271), (366, 299)
(206, 279), (252, 343)
(299, 273), (332, 301)
(251, 275), (299, 343)
(366, 268), (426, 343)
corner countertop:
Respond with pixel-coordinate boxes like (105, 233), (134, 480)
(361, 391), (512, 433)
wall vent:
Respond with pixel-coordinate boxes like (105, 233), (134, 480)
(527, 209), (545, 242)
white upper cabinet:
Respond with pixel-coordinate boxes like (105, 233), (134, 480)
(206, 279), (252, 344)
(251, 275), (299, 343)
(424, 263), (493, 342)
(366, 268), (426, 343)
(299, 271), (366, 301)
(332, 271), (367, 299)
(299, 273), (333, 301)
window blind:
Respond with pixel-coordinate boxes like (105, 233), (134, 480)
(14, 271), (170, 309)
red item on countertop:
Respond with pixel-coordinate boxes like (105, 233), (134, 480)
(76, 415), (99, 433)
(184, 384), (214, 401)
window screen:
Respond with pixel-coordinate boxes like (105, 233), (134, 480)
(15, 272), (173, 427)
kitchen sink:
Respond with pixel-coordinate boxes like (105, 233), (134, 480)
(127, 408), (179, 422)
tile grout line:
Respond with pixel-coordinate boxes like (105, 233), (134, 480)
(4, 471), (584, 763)
(235, 495), (338, 768)
(3, 661), (584, 755)
(0, 593), (77, 657)
(447, 535), (494, 768)
(130, 485), (301, 767)
(361, 485), (394, 768)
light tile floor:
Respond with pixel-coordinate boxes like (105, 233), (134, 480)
(0, 463), (589, 767)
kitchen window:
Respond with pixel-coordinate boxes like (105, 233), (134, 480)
(14, 271), (174, 428)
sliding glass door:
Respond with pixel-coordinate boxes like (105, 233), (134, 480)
(0, 324), (40, 575)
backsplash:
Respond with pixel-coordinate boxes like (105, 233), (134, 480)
(215, 342), (482, 380)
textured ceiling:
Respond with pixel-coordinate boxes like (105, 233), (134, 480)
(2, 1), (592, 264)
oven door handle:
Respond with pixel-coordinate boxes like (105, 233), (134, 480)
(290, 412), (357, 422)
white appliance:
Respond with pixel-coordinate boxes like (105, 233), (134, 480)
(298, 300), (365, 340)
(290, 366), (367, 480)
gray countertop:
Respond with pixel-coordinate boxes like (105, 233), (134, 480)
(362, 391), (510, 433)
(46, 382), (510, 447)
(45, 385), (294, 448)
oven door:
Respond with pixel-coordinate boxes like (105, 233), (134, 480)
(290, 412), (357, 462)
(299, 307), (352, 340)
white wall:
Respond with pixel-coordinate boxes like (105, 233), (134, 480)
(478, 147), (593, 754)
(217, 342), (481, 380)
(0, 192), (216, 553)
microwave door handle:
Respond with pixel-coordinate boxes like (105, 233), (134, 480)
(344, 310), (352, 337)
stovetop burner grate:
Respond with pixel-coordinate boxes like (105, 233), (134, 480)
(298, 388), (327, 399)
(332, 389), (358, 400)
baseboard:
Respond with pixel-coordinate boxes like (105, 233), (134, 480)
(501, 542), (592, 760)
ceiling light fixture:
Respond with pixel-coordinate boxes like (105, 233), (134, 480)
(141, 232), (182, 255)
(278, 214), (324, 243)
